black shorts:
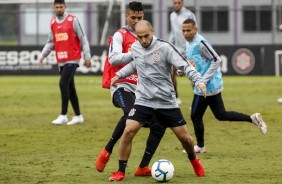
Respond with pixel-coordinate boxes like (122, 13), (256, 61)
(112, 88), (135, 110)
(128, 105), (186, 128)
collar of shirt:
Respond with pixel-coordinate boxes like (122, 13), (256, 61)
(125, 25), (137, 37)
(177, 7), (187, 15)
(189, 33), (199, 44)
(125, 25), (134, 32)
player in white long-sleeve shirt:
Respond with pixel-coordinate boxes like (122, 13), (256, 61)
(109, 20), (206, 181)
(169, 0), (197, 105)
(169, 0), (196, 55)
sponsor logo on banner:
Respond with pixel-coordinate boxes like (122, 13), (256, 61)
(0, 47), (107, 75)
(231, 48), (255, 74)
(0, 50), (56, 71)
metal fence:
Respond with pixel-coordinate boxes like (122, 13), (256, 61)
(1, 1), (282, 46)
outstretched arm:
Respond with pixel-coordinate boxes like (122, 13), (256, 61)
(167, 43), (206, 97)
(108, 32), (133, 66)
(200, 41), (221, 84)
(111, 61), (136, 86)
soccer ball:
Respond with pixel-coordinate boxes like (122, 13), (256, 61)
(151, 159), (174, 182)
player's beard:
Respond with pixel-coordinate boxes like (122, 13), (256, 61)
(56, 11), (64, 17)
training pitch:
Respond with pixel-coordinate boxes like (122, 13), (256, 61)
(0, 75), (282, 184)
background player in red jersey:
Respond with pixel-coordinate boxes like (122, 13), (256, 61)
(39, 0), (91, 125)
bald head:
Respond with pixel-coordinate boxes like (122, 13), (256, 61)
(135, 20), (154, 48)
(135, 20), (153, 32)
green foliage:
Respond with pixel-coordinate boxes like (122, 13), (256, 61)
(0, 76), (282, 184)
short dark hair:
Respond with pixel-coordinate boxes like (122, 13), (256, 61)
(126, 1), (143, 13)
(183, 19), (196, 26)
(54, 0), (65, 5)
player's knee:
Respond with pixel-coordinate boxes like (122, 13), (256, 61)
(123, 125), (138, 139)
(59, 82), (67, 90)
(191, 114), (201, 124)
(214, 112), (227, 121)
(123, 127), (133, 136)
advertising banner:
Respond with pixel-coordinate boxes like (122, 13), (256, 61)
(0, 45), (282, 76)
(0, 46), (107, 75)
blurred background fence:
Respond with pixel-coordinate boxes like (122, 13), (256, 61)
(0, 0), (282, 76)
(1, 0), (282, 46)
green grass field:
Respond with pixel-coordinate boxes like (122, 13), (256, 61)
(1, 75), (282, 184)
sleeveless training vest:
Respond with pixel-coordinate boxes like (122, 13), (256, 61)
(102, 28), (138, 89)
(51, 14), (81, 62)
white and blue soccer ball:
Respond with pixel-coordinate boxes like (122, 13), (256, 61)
(151, 159), (174, 182)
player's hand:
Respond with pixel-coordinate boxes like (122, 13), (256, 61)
(39, 58), (44, 66)
(189, 60), (196, 68)
(197, 83), (207, 98)
(84, 59), (91, 68)
(111, 75), (120, 87)
(279, 24), (282, 31)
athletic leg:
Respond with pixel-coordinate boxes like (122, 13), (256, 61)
(96, 88), (135, 172)
(190, 94), (208, 148)
(209, 93), (267, 134)
(155, 108), (204, 177)
(209, 93), (252, 122)
(135, 116), (166, 176)
(68, 64), (81, 115)
(110, 105), (153, 181)
(171, 125), (204, 177)
(105, 88), (135, 153)
(171, 125), (194, 155)
(118, 120), (143, 169)
(59, 64), (78, 115)
(138, 117), (166, 169)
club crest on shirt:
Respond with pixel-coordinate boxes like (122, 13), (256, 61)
(151, 52), (160, 62)
(120, 29), (127, 33)
(128, 108), (136, 117)
(67, 16), (73, 21)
